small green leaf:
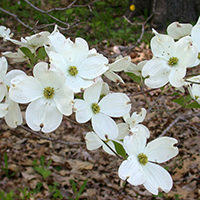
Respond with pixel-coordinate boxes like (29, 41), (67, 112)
(78, 179), (88, 195)
(36, 47), (47, 61)
(126, 72), (142, 85)
(112, 141), (127, 158)
(20, 47), (35, 64)
(185, 101), (200, 108)
(172, 97), (184, 106)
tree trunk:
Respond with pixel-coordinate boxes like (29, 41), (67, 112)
(127, 0), (200, 31)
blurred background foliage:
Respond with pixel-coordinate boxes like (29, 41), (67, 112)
(0, 0), (152, 46)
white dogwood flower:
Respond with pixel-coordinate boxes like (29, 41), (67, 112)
(74, 78), (131, 140)
(47, 31), (109, 93)
(47, 31), (108, 93)
(142, 30), (198, 88)
(104, 56), (131, 83)
(117, 108), (150, 139)
(118, 130), (179, 195)
(0, 26), (13, 41)
(9, 62), (74, 133)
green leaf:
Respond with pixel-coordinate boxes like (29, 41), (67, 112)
(172, 97), (184, 106)
(185, 101), (200, 108)
(34, 167), (51, 179)
(112, 141), (127, 158)
(126, 72), (142, 85)
(20, 47), (35, 64)
(70, 179), (77, 193)
(36, 47), (47, 61)
(78, 179), (88, 195)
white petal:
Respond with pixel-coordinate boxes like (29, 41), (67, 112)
(169, 67), (186, 87)
(142, 58), (171, 88)
(191, 18), (200, 51)
(0, 57), (8, 79)
(102, 140), (116, 155)
(143, 162), (173, 195)
(151, 33), (175, 59)
(49, 51), (70, 75)
(0, 103), (9, 117)
(144, 137), (179, 163)
(0, 83), (7, 102)
(167, 22), (192, 39)
(118, 155), (145, 185)
(92, 113), (119, 140)
(174, 36), (198, 67)
(48, 31), (66, 53)
(59, 37), (89, 66)
(66, 75), (94, 93)
(54, 84), (74, 116)
(123, 126), (150, 156)
(9, 75), (43, 103)
(84, 78), (102, 104)
(117, 123), (129, 140)
(33, 62), (66, 89)
(99, 93), (131, 117)
(25, 98), (62, 133)
(85, 131), (103, 150)
(78, 55), (108, 79)
(4, 69), (26, 87)
(74, 99), (92, 123)
(104, 70), (125, 83)
(109, 56), (131, 72)
(4, 98), (22, 128)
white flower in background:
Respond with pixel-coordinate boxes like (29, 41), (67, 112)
(187, 75), (200, 104)
(2, 49), (27, 63)
(0, 56), (24, 127)
(142, 29), (198, 88)
(0, 26), (13, 41)
(6, 31), (50, 51)
(0, 66), (25, 128)
(74, 78), (131, 140)
(85, 131), (118, 155)
(117, 108), (150, 139)
(118, 130), (179, 195)
(0, 57), (8, 101)
(104, 55), (131, 83)
(124, 60), (147, 76)
(9, 62), (74, 133)
(167, 22), (193, 40)
(191, 16), (200, 66)
(47, 30), (109, 93)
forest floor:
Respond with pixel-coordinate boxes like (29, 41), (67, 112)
(0, 21), (200, 200)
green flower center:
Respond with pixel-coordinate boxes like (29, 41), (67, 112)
(44, 87), (55, 99)
(138, 153), (148, 165)
(198, 52), (200, 60)
(195, 95), (200, 100)
(168, 57), (179, 66)
(68, 66), (78, 76)
(91, 103), (100, 114)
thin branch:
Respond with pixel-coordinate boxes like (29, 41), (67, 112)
(19, 125), (84, 146)
(23, 0), (70, 27)
(185, 79), (200, 85)
(159, 116), (184, 137)
(0, 7), (33, 30)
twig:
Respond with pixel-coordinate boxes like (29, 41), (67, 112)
(19, 125), (84, 146)
(23, 0), (70, 27)
(159, 116), (184, 137)
(0, 7), (34, 31)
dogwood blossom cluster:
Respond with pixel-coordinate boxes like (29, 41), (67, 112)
(4, 18), (200, 195)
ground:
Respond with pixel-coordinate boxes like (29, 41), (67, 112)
(0, 7), (200, 200)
